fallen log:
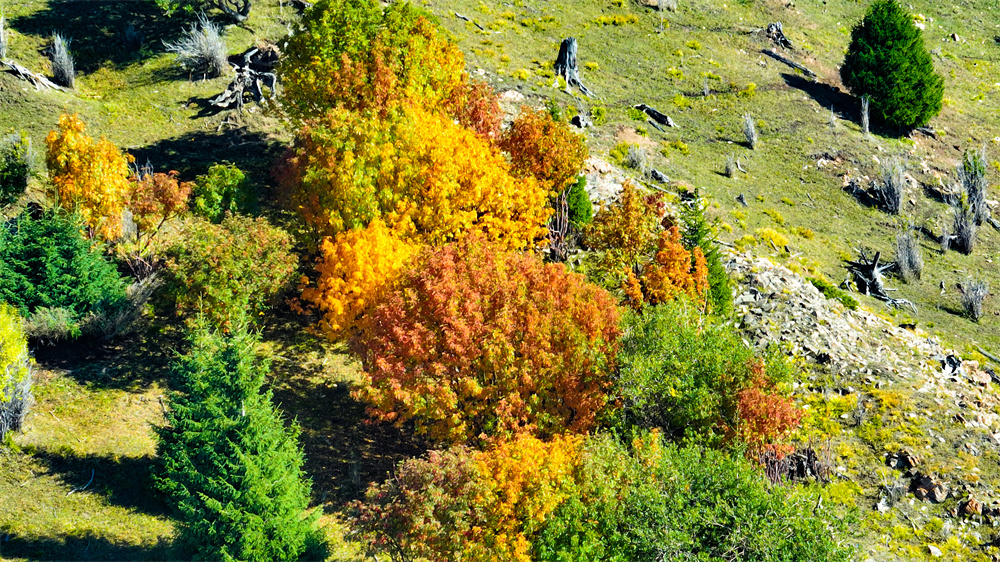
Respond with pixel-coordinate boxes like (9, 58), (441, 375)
(1, 59), (68, 91)
(553, 37), (595, 97)
(762, 48), (816, 79)
(633, 104), (677, 128)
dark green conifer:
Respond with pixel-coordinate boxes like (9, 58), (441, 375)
(681, 196), (733, 317)
(840, 0), (943, 130)
(155, 317), (323, 561)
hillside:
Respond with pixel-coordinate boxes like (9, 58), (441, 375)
(3, 0), (1000, 560)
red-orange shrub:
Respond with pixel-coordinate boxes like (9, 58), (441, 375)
(129, 170), (193, 250)
(353, 236), (621, 444)
(628, 226), (709, 307)
(499, 107), (588, 191)
(447, 80), (503, 140)
(584, 180), (666, 286)
(730, 361), (804, 459)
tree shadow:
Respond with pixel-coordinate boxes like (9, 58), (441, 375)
(9, 0), (196, 73)
(264, 317), (430, 507)
(31, 320), (184, 392)
(781, 73), (857, 120)
(30, 447), (171, 517)
(129, 128), (285, 187)
(0, 531), (173, 561)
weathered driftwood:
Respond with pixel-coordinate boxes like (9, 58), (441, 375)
(845, 249), (916, 311)
(649, 169), (669, 183)
(765, 22), (793, 49)
(1, 59), (68, 91)
(454, 12), (485, 31)
(633, 104), (677, 128)
(553, 37), (594, 97)
(210, 46), (278, 111)
(762, 48), (816, 79)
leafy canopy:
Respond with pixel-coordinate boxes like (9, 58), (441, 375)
(840, 0), (943, 129)
(353, 236), (621, 444)
(45, 114), (134, 240)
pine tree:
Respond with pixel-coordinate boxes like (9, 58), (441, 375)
(840, 0), (943, 130)
(681, 195), (733, 317)
(155, 317), (323, 561)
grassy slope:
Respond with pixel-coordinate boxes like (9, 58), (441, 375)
(3, 0), (1000, 559)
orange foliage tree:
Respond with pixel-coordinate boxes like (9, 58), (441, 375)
(625, 226), (709, 308)
(280, 0), (466, 121)
(584, 180), (667, 286)
(499, 107), (588, 192)
(129, 170), (193, 251)
(277, 107), (551, 248)
(352, 434), (582, 562)
(297, 219), (419, 339)
(45, 114), (134, 239)
(353, 236), (621, 444)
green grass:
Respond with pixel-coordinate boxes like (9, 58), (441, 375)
(5, 0), (1000, 558)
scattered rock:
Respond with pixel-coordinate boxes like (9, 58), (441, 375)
(887, 449), (921, 471)
(961, 497), (983, 517)
(911, 472), (948, 503)
(928, 544), (943, 558)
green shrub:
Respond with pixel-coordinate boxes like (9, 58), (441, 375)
(808, 277), (859, 310)
(566, 176), (593, 226)
(590, 106), (607, 126)
(0, 210), (126, 319)
(615, 299), (790, 441)
(0, 133), (31, 207)
(23, 307), (82, 343)
(840, 0), (943, 129)
(165, 214), (297, 327)
(155, 318), (324, 561)
(534, 433), (853, 562)
(1, 303), (33, 442)
(190, 163), (255, 223)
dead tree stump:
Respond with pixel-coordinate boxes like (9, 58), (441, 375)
(553, 37), (594, 97)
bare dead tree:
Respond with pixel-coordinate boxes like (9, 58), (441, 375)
(553, 37), (595, 97)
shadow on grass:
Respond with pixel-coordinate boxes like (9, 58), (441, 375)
(781, 73), (857, 118)
(0, 532), (173, 561)
(31, 320), (185, 392)
(130, 128), (284, 187)
(31, 448), (170, 517)
(9, 0), (196, 73)
(264, 317), (430, 507)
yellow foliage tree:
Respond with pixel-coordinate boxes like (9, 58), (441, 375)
(45, 114), (134, 240)
(298, 219), (419, 339)
(279, 106), (551, 249)
(627, 225), (709, 307)
(471, 434), (582, 562)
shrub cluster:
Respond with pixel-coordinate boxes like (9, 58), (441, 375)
(354, 432), (852, 562)
(165, 214), (297, 327)
(0, 304), (33, 442)
(190, 163), (254, 223)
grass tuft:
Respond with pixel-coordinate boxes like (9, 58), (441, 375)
(163, 13), (227, 78)
(50, 33), (75, 88)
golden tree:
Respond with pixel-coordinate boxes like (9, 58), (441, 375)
(46, 114), (133, 239)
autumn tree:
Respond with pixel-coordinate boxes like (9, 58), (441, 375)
(353, 236), (621, 444)
(584, 180), (667, 289)
(625, 226), (708, 308)
(297, 218), (419, 340)
(277, 107), (551, 248)
(499, 107), (588, 192)
(280, 0), (466, 122)
(46, 114), (134, 240)
(129, 169), (193, 252)
(353, 434), (582, 562)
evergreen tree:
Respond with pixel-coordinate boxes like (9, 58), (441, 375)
(155, 317), (323, 561)
(681, 196), (733, 317)
(840, 0), (943, 130)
